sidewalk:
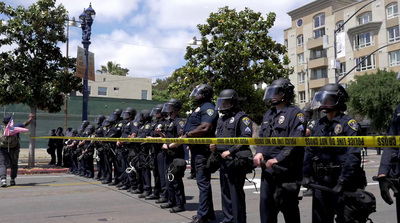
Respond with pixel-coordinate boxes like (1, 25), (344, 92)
(11, 148), (69, 175)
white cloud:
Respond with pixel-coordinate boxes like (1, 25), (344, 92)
(2, 0), (314, 81)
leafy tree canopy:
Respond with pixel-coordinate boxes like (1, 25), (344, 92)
(347, 69), (400, 132)
(0, 0), (82, 112)
(97, 61), (129, 76)
(169, 7), (291, 124)
(152, 76), (175, 101)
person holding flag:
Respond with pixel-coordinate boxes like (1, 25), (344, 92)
(0, 113), (34, 187)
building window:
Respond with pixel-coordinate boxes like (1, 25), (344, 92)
(297, 35), (304, 47)
(297, 19), (303, 27)
(298, 72), (306, 84)
(141, 90), (148, 100)
(88, 86), (91, 95)
(336, 21), (344, 32)
(354, 32), (374, 49)
(339, 62), (346, 76)
(310, 48), (327, 60)
(387, 2), (399, 19)
(388, 26), (400, 42)
(299, 91), (306, 104)
(356, 55), (376, 71)
(311, 68), (328, 80)
(298, 53), (304, 65)
(114, 87), (119, 91)
(284, 39), (288, 48)
(98, 87), (107, 96)
(390, 50), (400, 66)
(358, 12), (372, 25)
(313, 13), (325, 39)
(103, 78), (106, 82)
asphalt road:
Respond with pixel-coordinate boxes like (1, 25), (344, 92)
(0, 153), (397, 223)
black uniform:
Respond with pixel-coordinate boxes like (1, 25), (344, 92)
(216, 111), (253, 223)
(256, 104), (305, 223)
(94, 124), (105, 180)
(303, 112), (364, 223)
(118, 119), (138, 188)
(136, 120), (153, 196)
(184, 101), (218, 221)
(164, 116), (186, 209)
(379, 104), (400, 209)
(103, 121), (123, 184)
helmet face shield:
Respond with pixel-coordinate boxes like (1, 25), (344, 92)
(310, 91), (340, 110)
(263, 86), (284, 102)
(162, 103), (174, 113)
(150, 108), (161, 117)
(215, 98), (232, 112)
(190, 87), (200, 98)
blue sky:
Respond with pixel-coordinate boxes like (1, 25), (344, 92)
(2, 0), (313, 82)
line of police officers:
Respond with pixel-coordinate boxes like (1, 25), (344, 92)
(60, 79), (400, 223)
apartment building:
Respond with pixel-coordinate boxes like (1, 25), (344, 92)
(75, 73), (152, 100)
(284, 0), (400, 108)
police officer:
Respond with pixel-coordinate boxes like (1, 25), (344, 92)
(303, 106), (316, 137)
(65, 129), (78, 173)
(93, 115), (106, 181)
(78, 124), (96, 178)
(103, 109), (124, 185)
(302, 106), (316, 197)
(145, 104), (168, 200)
(210, 89), (253, 223)
(136, 109), (154, 198)
(75, 120), (90, 176)
(302, 83), (365, 222)
(116, 107), (138, 190)
(253, 78), (305, 223)
(183, 84), (218, 223)
(160, 99), (186, 213)
(377, 104), (400, 219)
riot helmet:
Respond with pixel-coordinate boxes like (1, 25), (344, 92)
(150, 104), (164, 117)
(122, 107), (137, 120)
(310, 83), (348, 113)
(162, 99), (182, 114)
(215, 89), (239, 114)
(302, 106), (314, 121)
(138, 109), (152, 124)
(95, 115), (106, 126)
(79, 120), (90, 133)
(3, 115), (11, 125)
(263, 78), (294, 105)
(102, 118), (112, 127)
(84, 124), (95, 135)
(49, 129), (56, 136)
(56, 127), (63, 136)
(109, 109), (122, 122)
(190, 84), (213, 104)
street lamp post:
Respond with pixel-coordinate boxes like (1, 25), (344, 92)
(79, 3), (96, 121)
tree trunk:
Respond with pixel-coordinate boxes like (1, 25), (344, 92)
(28, 106), (37, 168)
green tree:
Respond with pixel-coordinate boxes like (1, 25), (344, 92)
(152, 76), (175, 101)
(347, 69), (400, 132)
(169, 7), (291, 123)
(97, 61), (129, 76)
(0, 0), (83, 167)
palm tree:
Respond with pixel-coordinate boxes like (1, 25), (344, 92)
(96, 61), (129, 76)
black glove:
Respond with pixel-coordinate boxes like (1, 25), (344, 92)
(301, 177), (311, 188)
(378, 176), (398, 205)
(333, 180), (344, 194)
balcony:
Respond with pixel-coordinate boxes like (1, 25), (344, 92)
(308, 57), (328, 69)
(307, 37), (323, 50)
(309, 78), (329, 88)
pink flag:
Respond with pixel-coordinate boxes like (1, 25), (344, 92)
(3, 116), (28, 136)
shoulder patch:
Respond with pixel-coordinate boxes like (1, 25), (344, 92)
(206, 109), (214, 116)
(133, 122), (138, 127)
(118, 123), (123, 127)
(179, 121), (185, 128)
(242, 117), (251, 126)
(297, 113), (305, 123)
(145, 124), (151, 130)
(348, 120), (359, 131)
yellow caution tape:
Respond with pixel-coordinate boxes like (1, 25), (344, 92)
(31, 135), (400, 148)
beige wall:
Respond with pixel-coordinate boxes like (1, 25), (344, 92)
(286, 0), (400, 108)
(76, 73), (152, 100)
